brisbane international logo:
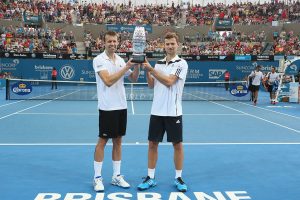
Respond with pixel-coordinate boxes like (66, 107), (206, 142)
(60, 65), (75, 80)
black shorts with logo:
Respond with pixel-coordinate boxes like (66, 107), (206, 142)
(99, 109), (127, 138)
(148, 115), (183, 143)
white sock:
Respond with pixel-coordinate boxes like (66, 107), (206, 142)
(175, 170), (182, 179)
(113, 160), (121, 177)
(94, 161), (103, 179)
(148, 168), (155, 179)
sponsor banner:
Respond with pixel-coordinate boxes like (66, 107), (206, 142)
(1, 52), (282, 61)
(289, 82), (299, 103)
(252, 55), (274, 61)
(106, 24), (152, 33)
(1, 58), (91, 81)
(274, 55), (285, 60)
(235, 55), (251, 61)
(11, 81), (32, 95)
(285, 59), (300, 75)
(1, 58), (279, 82)
(230, 84), (249, 97)
(0, 52), (87, 60)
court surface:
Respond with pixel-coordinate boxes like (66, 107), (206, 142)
(1, 89), (300, 200)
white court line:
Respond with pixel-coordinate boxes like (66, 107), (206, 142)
(236, 101), (300, 120)
(0, 89), (64, 108)
(0, 100), (25, 108)
(0, 142), (300, 146)
(186, 92), (300, 134)
(17, 112), (98, 116)
(15, 112), (246, 116)
(131, 100), (135, 115)
(0, 90), (80, 120)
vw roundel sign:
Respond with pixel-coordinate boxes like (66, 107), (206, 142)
(60, 65), (75, 80)
(230, 84), (249, 97)
(11, 81), (32, 95)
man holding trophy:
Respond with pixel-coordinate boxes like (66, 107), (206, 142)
(137, 32), (189, 192)
(92, 30), (140, 192)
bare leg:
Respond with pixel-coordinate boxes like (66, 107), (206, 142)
(148, 141), (159, 169)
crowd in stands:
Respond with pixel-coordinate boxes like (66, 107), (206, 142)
(186, 1), (300, 25)
(0, 25), (77, 54)
(1, 23), (299, 56)
(271, 30), (300, 55)
(181, 30), (266, 55)
(0, 0), (299, 26)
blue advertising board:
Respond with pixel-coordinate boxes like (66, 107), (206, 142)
(106, 25), (152, 33)
(1, 58), (279, 83)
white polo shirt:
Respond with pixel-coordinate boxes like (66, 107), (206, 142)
(267, 72), (279, 85)
(249, 70), (264, 86)
(93, 52), (131, 111)
(151, 55), (188, 116)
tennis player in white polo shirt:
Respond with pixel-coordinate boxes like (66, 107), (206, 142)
(92, 31), (140, 192)
(138, 32), (189, 192)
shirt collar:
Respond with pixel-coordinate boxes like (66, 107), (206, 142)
(102, 51), (117, 61)
(162, 55), (180, 64)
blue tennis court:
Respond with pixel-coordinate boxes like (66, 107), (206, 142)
(1, 89), (300, 200)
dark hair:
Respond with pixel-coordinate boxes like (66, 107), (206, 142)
(104, 31), (118, 42)
(164, 32), (179, 44)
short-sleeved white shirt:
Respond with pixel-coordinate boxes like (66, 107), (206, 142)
(267, 72), (279, 85)
(151, 55), (188, 116)
(93, 52), (131, 110)
(249, 70), (264, 86)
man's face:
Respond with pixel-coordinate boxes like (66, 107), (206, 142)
(105, 35), (118, 53)
(164, 38), (178, 55)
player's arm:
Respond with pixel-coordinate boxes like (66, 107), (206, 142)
(98, 61), (134, 87)
(128, 64), (140, 83)
(143, 61), (178, 87)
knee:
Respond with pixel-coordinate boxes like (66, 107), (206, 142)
(95, 142), (105, 152)
(149, 141), (159, 151)
(173, 142), (182, 151)
(112, 137), (122, 145)
(112, 137), (122, 149)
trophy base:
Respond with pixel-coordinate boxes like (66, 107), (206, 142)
(131, 54), (146, 63)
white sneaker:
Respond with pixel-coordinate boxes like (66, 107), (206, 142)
(111, 175), (130, 188)
(93, 176), (104, 192)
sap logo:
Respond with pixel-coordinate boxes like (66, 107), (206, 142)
(209, 69), (226, 79)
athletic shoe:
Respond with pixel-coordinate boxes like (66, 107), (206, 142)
(137, 176), (157, 191)
(111, 175), (130, 188)
(174, 177), (188, 192)
(93, 176), (104, 192)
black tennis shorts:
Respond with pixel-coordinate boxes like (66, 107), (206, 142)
(148, 115), (183, 143)
(252, 85), (260, 91)
(99, 109), (127, 138)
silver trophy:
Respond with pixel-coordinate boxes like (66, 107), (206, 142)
(131, 26), (146, 63)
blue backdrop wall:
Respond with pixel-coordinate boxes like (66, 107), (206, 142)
(1, 58), (280, 82)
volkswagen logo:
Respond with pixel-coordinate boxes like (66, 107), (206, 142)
(60, 65), (75, 80)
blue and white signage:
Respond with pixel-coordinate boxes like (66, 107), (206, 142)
(230, 84), (248, 97)
(11, 81), (32, 95)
